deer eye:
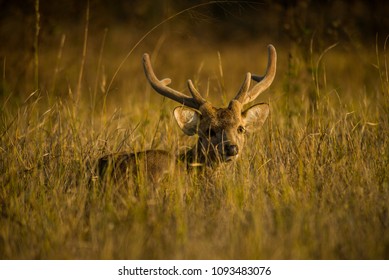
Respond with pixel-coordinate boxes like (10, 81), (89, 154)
(237, 125), (246, 134)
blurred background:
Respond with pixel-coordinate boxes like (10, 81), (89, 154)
(1, 0), (388, 43)
(0, 0), (388, 100)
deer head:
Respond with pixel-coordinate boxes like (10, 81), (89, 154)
(143, 45), (277, 166)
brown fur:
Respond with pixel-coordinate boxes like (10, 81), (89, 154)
(97, 150), (178, 184)
(97, 101), (269, 183)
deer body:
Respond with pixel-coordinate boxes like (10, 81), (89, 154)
(97, 45), (277, 183)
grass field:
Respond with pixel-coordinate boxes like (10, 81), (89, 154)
(1, 4), (389, 259)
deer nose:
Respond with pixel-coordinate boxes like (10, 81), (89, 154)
(225, 144), (239, 157)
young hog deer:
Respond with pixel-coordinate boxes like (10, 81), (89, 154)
(97, 45), (277, 183)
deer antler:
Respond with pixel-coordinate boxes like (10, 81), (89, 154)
(143, 53), (206, 110)
(233, 44), (277, 105)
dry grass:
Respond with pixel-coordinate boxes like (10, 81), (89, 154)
(0, 18), (388, 259)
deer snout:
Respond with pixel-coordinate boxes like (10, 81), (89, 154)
(225, 144), (239, 157)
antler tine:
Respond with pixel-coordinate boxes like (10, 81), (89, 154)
(187, 79), (207, 106)
(143, 53), (201, 109)
(232, 72), (252, 103)
(234, 44), (277, 105)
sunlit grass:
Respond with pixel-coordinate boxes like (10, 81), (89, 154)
(0, 22), (388, 259)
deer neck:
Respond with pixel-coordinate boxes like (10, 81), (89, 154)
(178, 141), (220, 171)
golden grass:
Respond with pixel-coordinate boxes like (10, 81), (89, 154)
(0, 23), (388, 259)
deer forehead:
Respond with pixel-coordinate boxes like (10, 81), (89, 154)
(201, 107), (243, 129)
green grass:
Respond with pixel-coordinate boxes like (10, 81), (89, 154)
(0, 21), (388, 259)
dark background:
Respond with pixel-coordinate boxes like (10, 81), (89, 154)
(0, 0), (388, 97)
(1, 0), (388, 46)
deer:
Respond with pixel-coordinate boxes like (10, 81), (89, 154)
(97, 45), (277, 185)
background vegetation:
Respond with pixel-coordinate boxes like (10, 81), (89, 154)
(0, 0), (388, 259)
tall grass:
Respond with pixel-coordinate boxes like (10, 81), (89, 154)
(0, 20), (388, 259)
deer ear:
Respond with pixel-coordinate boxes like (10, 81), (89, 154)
(173, 106), (201, 136)
(242, 103), (269, 132)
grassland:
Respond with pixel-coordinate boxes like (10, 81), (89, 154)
(0, 13), (388, 259)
